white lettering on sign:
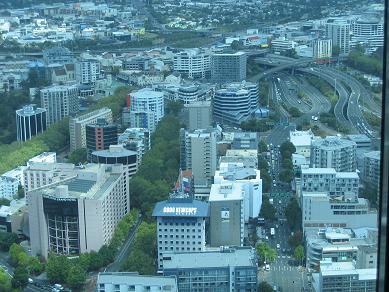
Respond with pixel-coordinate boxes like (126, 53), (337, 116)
(163, 206), (197, 215)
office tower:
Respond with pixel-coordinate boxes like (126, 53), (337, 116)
(213, 81), (259, 126)
(351, 17), (384, 51)
(75, 58), (101, 85)
(173, 48), (211, 79)
(118, 128), (151, 164)
(163, 247), (257, 292)
(214, 162), (263, 220)
(302, 192), (377, 233)
(313, 39), (333, 60)
(300, 168), (359, 199)
(152, 197), (209, 270)
(311, 136), (357, 172)
(209, 183), (245, 247)
(363, 151), (381, 193)
(69, 108), (113, 152)
(305, 227), (377, 271)
(312, 259), (376, 292)
(177, 85), (200, 104)
(96, 272), (178, 292)
(326, 18), (352, 55)
(91, 145), (138, 205)
(40, 83), (79, 126)
(86, 118), (118, 159)
(179, 128), (217, 190)
(16, 104), (47, 142)
(28, 164), (128, 258)
(129, 88), (164, 133)
(211, 51), (247, 83)
(184, 101), (212, 131)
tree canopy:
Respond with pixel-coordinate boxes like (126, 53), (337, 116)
(285, 198), (302, 232)
(256, 242), (277, 263)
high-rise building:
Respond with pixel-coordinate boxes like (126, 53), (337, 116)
(214, 162), (262, 221)
(173, 49), (211, 79)
(311, 136), (357, 172)
(326, 18), (352, 55)
(16, 104), (47, 142)
(213, 81), (259, 126)
(75, 58), (101, 85)
(69, 108), (113, 152)
(129, 88), (165, 133)
(362, 151), (381, 193)
(184, 101), (212, 131)
(163, 246), (257, 292)
(152, 197), (209, 270)
(86, 118), (118, 159)
(209, 183), (245, 247)
(0, 176), (19, 200)
(313, 39), (333, 60)
(96, 272), (178, 292)
(351, 17), (384, 51)
(179, 128), (217, 190)
(91, 145), (138, 204)
(300, 168), (359, 199)
(211, 52), (247, 83)
(311, 259), (376, 292)
(28, 164), (129, 258)
(302, 192), (377, 233)
(40, 83), (79, 126)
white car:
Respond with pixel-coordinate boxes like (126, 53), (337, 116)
(276, 244), (280, 249)
(265, 264), (270, 271)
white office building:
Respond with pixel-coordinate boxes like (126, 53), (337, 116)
(97, 272), (178, 292)
(302, 192), (377, 233)
(311, 136), (357, 172)
(129, 88), (164, 133)
(40, 83), (79, 125)
(214, 162), (262, 220)
(326, 18), (352, 55)
(313, 39), (332, 60)
(312, 259), (376, 292)
(271, 37), (297, 52)
(69, 107), (113, 152)
(0, 176), (19, 200)
(351, 17), (384, 51)
(301, 168), (359, 199)
(305, 227), (377, 271)
(152, 197), (209, 270)
(75, 58), (101, 85)
(362, 151), (381, 192)
(29, 164), (129, 258)
(173, 49), (211, 79)
(220, 149), (258, 169)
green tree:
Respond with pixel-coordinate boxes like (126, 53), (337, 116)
(279, 141), (296, 159)
(11, 265), (28, 288)
(0, 198), (11, 206)
(279, 169), (294, 183)
(294, 245), (305, 266)
(0, 232), (19, 251)
(65, 264), (86, 290)
(258, 281), (274, 292)
(289, 107), (302, 117)
(288, 230), (303, 249)
(46, 255), (71, 284)
(9, 243), (25, 266)
(258, 156), (269, 172)
(68, 148), (87, 165)
(285, 198), (302, 231)
(259, 195), (276, 220)
(120, 249), (155, 275)
(0, 268), (12, 292)
(231, 40), (243, 51)
(282, 158), (293, 170)
(261, 171), (272, 193)
(256, 242), (277, 263)
(258, 140), (268, 153)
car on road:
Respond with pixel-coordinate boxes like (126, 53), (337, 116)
(279, 200), (282, 204)
(276, 244), (280, 249)
(265, 264), (270, 271)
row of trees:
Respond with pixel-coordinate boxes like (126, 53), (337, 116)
(279, 141), (296, 183)
(346, 46), (383, 77)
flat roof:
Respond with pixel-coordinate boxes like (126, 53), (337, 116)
(301, 168), (336, 174)
(209, 183), (244, 202)
(97, 272), (177, 286)
(152, 198), (209, 218)
(163, 247), (256, 270)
